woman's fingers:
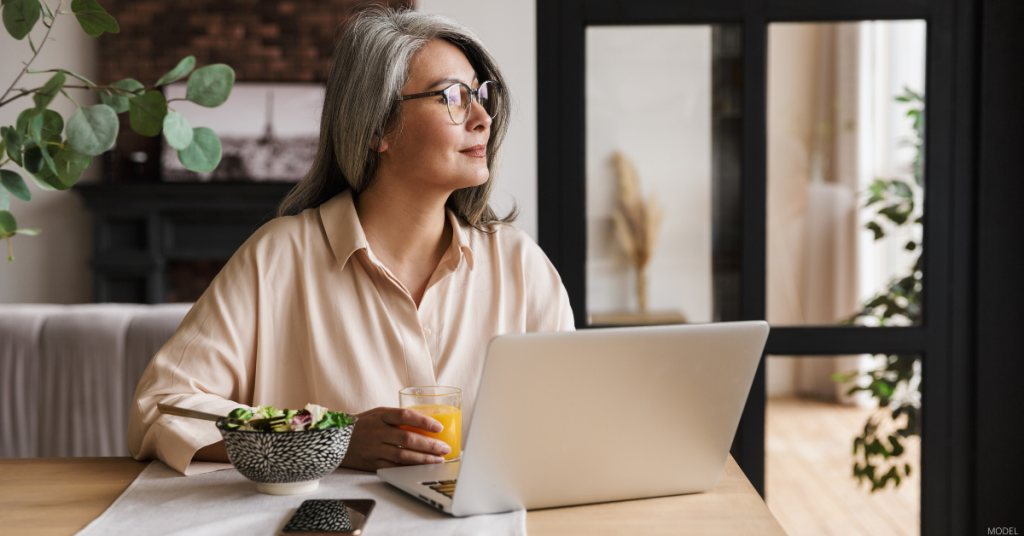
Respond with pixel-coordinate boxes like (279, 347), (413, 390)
(340, 407), (450, 472)
(381, 426), (451, 456)
(375, 459), (401, 470)
(380, 407), (443, 433)
(381, 444), (446, 465)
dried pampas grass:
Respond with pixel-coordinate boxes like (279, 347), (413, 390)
(611, 151), (663, 312)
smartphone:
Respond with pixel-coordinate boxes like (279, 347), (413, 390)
(281, 499), (376, 535)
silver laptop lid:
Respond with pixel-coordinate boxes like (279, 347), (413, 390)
(451, 321), (769, 516)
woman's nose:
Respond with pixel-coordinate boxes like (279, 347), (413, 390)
(467, 99), (492, 130)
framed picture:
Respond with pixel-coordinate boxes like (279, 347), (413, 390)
(160, 82), (325, 182)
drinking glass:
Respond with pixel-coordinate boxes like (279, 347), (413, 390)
(398, 386), (462, 461)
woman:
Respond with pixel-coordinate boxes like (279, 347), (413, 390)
(127, 6), (574, 475)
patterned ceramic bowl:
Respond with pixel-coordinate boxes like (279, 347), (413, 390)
(216, 418), (357, 495)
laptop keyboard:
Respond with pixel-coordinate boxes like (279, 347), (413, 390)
(421, 479), (457, 498)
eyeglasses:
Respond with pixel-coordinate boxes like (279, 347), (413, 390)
(399, 80), (500, 125)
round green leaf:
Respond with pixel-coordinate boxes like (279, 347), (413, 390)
(185, 64), (235, 107)
(30, 143), (90, 190)
(16, 108), (62, 140)
(40, 110), (63, 142)
(33, 71), (65, 110)
(2, 127), (24, 166)
(27, 169), (56, 191)
(2, 0), (40, 40)
(15, 108), (39, 136)
(0, 210), (17, 234)
(67, 104), (118, 155)
(71, 0), (106, 12)
(155, 56), (196, 87)
(38, 140), (56, 173)
(0, 188), (9, 211)
(28, 113), (43, 141)
(0, 169), (31, 201)
(162, 111), (193, 150)
(23, 145), (43, 173)
(74, 9), (118, 37)
(128, 91), (167, 137)
(99, 78), (144, 114)
(178, 127), (222, 172)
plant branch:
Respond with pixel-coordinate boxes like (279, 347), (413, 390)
(29, 69), (96, 87)
(0, 0), (64, 106)
(1, 82), (149, 108)
(64, 84), (147, 94)
(60, 89), (80, 107)
(0, 86), (44, 108)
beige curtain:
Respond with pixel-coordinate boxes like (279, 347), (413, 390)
(767, 23), (863, 402)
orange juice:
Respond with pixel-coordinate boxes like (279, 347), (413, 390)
(400, 404), (461, 461)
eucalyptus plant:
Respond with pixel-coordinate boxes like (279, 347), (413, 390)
(0, 0), (234, 261)
(833, 87), (924, 492)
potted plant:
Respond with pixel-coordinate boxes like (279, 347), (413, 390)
(834, 87), (925, 491)
(0, 0), (234, 261)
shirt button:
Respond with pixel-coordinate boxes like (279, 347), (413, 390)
(423, 327), (432, 335)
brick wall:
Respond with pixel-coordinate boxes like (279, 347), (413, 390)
(95, 0), (411, 181)
(98, 0), (412, 85)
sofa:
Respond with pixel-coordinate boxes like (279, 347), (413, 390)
(0, 303), (192, 458)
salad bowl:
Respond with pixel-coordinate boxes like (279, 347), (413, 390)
(216, 418), (357, 495)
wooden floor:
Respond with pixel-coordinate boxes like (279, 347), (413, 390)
(765, 397), (920, 536)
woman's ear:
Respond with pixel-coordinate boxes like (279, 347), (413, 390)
(371, 134), (389, 153)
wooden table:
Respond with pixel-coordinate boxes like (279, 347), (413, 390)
(0, 455), (785, 535)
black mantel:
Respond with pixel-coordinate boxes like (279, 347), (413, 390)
(75, 182), (295, 303)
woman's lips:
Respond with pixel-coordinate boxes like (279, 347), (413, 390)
(459, 145), (487, 158)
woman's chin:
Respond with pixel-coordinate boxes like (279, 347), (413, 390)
(449, 172), (490, 191)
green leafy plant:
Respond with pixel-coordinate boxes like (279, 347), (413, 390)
(833, 87), (924, 492)
(0, 0), (234, 261)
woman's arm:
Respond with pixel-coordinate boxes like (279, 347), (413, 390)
(127, 234), (262, 474)
(194, 441), (230, 463)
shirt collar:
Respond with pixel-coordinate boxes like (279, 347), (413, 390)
(319, 189), (475, 272)
(447, 205), (475, 271)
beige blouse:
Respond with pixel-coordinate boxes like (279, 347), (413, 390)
(127, 190), (575, 474)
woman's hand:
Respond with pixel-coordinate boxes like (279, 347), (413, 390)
(340, 407), (452, 471)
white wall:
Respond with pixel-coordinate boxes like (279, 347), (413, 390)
(0, 12), (99, 304)
(584, 26), (713, 322)
(418, 0), (538, 240)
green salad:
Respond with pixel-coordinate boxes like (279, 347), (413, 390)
(224, 403), (353, 432)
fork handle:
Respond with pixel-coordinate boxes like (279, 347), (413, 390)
(158, 403), (230, 423)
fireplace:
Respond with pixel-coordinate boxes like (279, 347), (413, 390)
(76, 183), (294, 303)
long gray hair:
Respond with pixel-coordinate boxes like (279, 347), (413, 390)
(277, 6), (516, 228)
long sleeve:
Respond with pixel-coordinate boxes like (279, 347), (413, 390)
(515, 228), (576, 333)
(126, 234), (261, 475)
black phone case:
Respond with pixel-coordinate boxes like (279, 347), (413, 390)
(281, 499), (375, 534)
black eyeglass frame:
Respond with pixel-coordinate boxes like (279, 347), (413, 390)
(398, 80), (500, 125)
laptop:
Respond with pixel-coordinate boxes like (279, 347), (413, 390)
(377, 321), (770, 516)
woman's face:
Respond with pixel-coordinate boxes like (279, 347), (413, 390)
(376, 39), (493, 194)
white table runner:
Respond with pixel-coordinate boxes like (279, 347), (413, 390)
(76, 462), (525, 536)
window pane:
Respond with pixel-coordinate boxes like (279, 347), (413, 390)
(585, 24), (742, 326)
(766, 21), (926, 327)
(766, 354), (921, 535)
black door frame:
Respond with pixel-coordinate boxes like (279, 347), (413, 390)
(536, 0), (979, 533)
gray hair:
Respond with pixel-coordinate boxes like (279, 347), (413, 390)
(277, 5), (516, 228)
